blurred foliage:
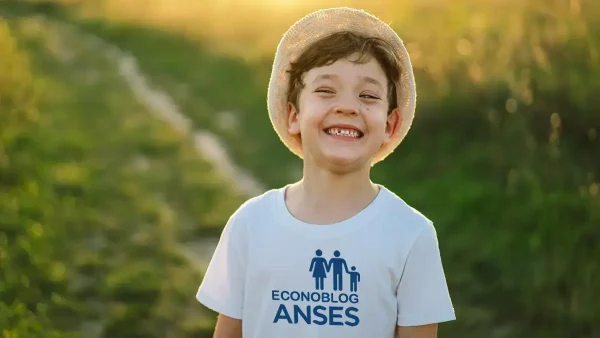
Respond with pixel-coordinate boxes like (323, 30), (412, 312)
(2, 0), (600, 337)
(0, 12), (241, 338)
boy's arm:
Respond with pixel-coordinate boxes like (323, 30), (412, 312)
(395, 221), (455, 329)
(196, 207), (248, 332)
(214, 314), (242, 338)
(395, 324), (438, 338)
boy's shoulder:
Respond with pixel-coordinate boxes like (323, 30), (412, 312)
(228, 187), (283, 221)
(378, 185), (436, 237)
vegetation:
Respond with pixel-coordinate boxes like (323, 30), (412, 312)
(2, 0), (599, 337)
(0, 11), (242, 337)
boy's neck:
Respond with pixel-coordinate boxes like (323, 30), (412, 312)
(285, 162), (380, 225)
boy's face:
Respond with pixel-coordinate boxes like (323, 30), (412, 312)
(287, 53), (401, 171)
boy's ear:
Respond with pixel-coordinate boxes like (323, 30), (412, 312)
(383, 108), (402, 144)
(287, 102), (301, 136)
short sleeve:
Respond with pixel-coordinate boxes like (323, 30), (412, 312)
(196, 208), (247, 319)
(396, 222), (455, 326)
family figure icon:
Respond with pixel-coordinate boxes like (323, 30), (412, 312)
(309, 250), (361, 292)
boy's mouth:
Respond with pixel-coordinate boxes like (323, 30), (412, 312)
(323, 126), (364, 139)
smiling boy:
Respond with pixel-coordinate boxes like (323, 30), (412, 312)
(196, 7), (455, 338)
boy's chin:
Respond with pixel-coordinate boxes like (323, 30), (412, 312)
(318, 151), (371, 172)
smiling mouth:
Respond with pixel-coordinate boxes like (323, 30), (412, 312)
(323, 127), (364, 139)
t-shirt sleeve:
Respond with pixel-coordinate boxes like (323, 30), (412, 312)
(196, 208), (248, 320)
(396, 221), (455, 326)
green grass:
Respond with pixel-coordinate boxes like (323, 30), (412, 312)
(7, 0), (304, 188)
(72, 19), (303, 188)
(14, 15), (245, 236)
(0, 13), (242, 337)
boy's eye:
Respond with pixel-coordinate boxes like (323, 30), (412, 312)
(314, 89), (381, 100)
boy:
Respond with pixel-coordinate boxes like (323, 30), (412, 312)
(196, 7), (455, 338)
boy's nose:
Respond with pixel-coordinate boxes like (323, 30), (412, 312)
(333, 97), (359, 115)
(335, 106), (358, 115)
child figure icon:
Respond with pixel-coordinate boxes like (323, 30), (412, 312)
(349, 266), (360, 292)
(309, 249), (360, 292)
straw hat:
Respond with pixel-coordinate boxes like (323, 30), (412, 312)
(267, 7), (416, 165)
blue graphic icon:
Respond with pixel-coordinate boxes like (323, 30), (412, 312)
(329, 250), (349, 291)
(349, 266), (360, 292)
(309, 249), (329, 290)
(310, 249), (360, 292)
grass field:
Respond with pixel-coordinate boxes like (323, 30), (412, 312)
(1, 11), (244, 336)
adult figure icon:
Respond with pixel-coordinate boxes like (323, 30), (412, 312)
(309, 249), (329, 290)
(328, 250), (349, 291)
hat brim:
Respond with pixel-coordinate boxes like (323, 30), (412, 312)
(267, 7), (416, 165)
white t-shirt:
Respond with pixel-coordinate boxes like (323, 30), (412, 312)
(196, 185), (455, 337)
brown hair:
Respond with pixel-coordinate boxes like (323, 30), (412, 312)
(286, 31), (401, 114)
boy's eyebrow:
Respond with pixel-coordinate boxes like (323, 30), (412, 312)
(312, 74), (383, 89)
(360, 76), (384, 89)
(313, 74), (338, 83)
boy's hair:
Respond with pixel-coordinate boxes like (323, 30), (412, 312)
(286, 31), (402, 114)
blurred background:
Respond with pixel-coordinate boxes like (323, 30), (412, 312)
(1, 0), (599, 337)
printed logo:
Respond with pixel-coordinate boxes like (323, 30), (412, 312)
(310, 249), (361, 292)
(272, 249), (361, 327)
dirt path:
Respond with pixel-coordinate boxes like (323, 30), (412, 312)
(45, 16), (266, 198)
(31, 14), (264, 268)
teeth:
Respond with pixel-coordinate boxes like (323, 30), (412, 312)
(326, 128), (360, 138)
